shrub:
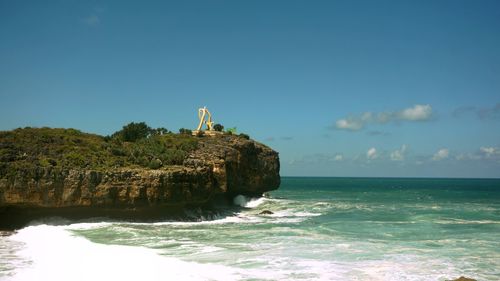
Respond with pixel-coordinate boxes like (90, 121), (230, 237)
(148, 159), (162, 169)
(112, 122), (152, 142)
(110, 147), (126, 156)
(239, 133), (250, 140)
(213, 124), (224, 132)
(225, 127), (237, 134)
(179, 128), (192, 135)
(64, 152), (86, 167)
(152, 127), (169, 135)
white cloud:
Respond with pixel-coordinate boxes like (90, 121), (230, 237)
(367, 147), (378, 160)
(390, 145), (408, 161)
(399, 104), (432, 121)
(480, 147), (500, 158)
(290, 153), (347, 165)
(455, 153), (481, 161)
(432, 148), (449, 161)
(334, 154), (344, 161)
(335, 118), (363, 131)
(334, 104), (433, 131)
(452, 147), (499, 161)
(83, 14), (100, 26)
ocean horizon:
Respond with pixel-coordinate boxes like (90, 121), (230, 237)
(1, 176), (499, 280)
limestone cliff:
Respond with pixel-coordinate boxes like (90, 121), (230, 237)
(0, 129), (280, 228)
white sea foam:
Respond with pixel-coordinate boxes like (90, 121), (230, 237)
(2, 223), (489, 281)
(150, 214), (264, 226)
(294, 211), (322, 217)
(65, 221), (114, 230)
(244, 197), (267, 208)
(268, 210), (321, 218)
(232, 195), (267, 208)
(6, 225), (242, 281)
(435, 219), (500, 225)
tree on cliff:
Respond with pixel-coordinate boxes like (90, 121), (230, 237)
(213, 124), (224, 132)
(152, 127), (170, 135)
(179, 128), (192, 135)
(112, 122), (152, 142)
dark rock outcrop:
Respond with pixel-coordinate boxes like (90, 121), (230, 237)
(0, 134), (280, 228)
(447, 277), (477, 281)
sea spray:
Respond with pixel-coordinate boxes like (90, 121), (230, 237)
(232, 195), (266, 208)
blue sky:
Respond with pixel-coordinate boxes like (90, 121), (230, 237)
(1, 0), (499, 178)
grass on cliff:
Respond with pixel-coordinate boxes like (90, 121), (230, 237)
(0, 126), (199, 178)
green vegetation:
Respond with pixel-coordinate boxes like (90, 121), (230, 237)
(225, 127), (237, 135)
(112, 122), (152, 142)
(213, 124), (224, 132)
(239, 133), (250, 140)
(0, 124), (199, 178)
(178, 128), (192, 135)
(221, 126), (250, 139)
(111, 122), (171, 142)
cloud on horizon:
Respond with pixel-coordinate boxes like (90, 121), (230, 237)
(366, 147), (378, 160)
(480, 146), (500, 159)
(286, 145), (500, 171)
(334, 104), (433, 131)
(390, 145), (408, 161)
(288, 153), (345, 165)
(432, 148), (449, 161)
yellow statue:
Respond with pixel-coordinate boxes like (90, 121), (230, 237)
(196, 106), (214, 131)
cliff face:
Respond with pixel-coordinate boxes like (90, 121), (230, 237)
(0, 132), (280, 228)
(185, 135), (280, 196)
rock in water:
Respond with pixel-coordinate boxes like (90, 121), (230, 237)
(259, 210), (274, 215)
(448, 277), (477, 281)
(0, 129), (280, 229)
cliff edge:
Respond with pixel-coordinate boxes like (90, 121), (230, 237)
(0, 128), (280, 228)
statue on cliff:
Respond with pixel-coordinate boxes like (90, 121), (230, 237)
(195, 106), (214, 131)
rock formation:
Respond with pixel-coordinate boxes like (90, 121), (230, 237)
(447, 277), (477, 281)
(0, 130), (280, 229)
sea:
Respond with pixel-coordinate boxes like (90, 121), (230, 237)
(1, 177), (499, 281)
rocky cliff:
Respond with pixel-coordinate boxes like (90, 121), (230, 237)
(0, 128), (280, 228)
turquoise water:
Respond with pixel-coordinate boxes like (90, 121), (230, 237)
(1, 177), (499, 280)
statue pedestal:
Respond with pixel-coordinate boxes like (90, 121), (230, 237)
(192, 130), (223, 137)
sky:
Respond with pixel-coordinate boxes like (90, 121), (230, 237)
(1, 0), (499, 178)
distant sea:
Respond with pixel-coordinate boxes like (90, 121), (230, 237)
(1, 177), (499, 281)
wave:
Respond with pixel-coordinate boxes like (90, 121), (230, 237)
(5, 225), (244, 281)
(232, 195), (267, 208)
(434, 219), (500, 225)
(5, 224), (464, 281)
(61, 198), (325, 230)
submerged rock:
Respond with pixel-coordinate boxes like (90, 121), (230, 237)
(259, 210), (274, 215)
(0, 130), (280, 229)
(448, 277), (477, 281)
